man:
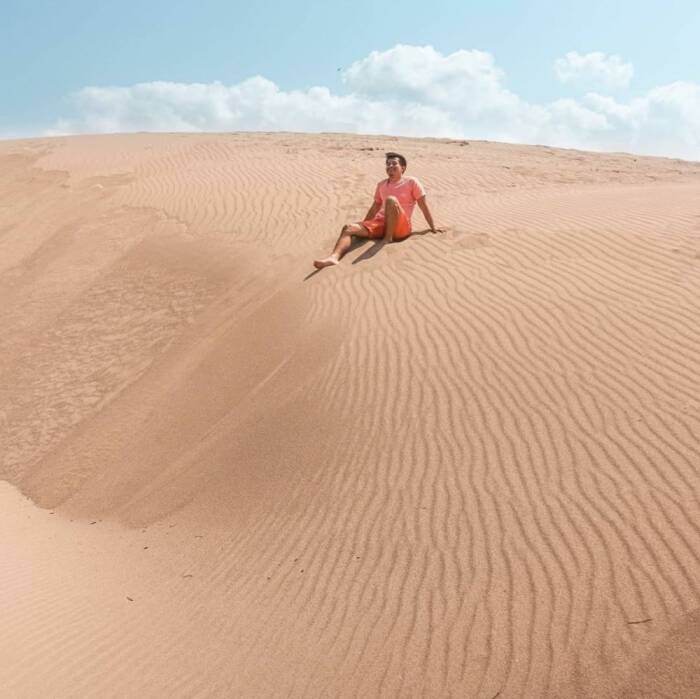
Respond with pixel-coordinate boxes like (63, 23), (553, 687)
(313, 152), (442, 269)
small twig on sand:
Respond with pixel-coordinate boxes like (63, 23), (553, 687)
(627, 618), (652, 625)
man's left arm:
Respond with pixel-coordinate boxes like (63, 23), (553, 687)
(417, 196), (443, 233)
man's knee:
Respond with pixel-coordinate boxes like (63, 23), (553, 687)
(385, 196), (400, 211)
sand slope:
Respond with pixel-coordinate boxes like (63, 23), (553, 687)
(1, 133), (699, 697)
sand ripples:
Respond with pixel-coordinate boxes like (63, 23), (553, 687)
(1, 133), (699, 697)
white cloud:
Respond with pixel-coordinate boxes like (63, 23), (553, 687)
(581, 81), (700, 156)
(50, 76), (464, 140)
(48, 45), (700, 160)
(343, 44), (519, 116)
(554, 51), (634, 90)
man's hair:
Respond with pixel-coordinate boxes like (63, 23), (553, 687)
(385, 152), (407, 168)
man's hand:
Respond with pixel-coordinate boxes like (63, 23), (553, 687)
(417, 196), (442, 235)
(364, 200), (381, 222)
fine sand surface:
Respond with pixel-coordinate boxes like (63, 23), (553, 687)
(1, 132), (699, 697)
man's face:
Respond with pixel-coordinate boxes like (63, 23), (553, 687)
(386, 157), (404, 177)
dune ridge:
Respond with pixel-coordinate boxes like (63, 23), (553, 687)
(1, 132), (699, 697)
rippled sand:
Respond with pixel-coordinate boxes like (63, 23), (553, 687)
(1, 132), (699, 697)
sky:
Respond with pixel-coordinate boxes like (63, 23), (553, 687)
(2, 0), (700, 158)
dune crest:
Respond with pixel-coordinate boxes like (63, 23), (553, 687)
(1, 133), (699, 696)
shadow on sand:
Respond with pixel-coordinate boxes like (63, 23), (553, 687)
(304, 229), (438, 280)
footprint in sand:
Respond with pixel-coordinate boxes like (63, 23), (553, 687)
(448, 230), (492, 251)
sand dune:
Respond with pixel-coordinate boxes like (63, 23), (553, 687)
(1, 132), (699, 697)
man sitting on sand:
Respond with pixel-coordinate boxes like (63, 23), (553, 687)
(313, 152), (442, 269)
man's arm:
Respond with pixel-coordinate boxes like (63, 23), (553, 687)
(364, 200), (381, 221)
(417, 196), (442, 233)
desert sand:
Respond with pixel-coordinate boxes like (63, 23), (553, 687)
(1, 132), (699, 697)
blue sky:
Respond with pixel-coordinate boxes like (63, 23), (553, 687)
(3, 1), (700, 157)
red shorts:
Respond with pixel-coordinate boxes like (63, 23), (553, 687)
(361, 209), (411, 241)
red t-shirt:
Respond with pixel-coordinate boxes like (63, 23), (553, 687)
(373, 176), (426, 231)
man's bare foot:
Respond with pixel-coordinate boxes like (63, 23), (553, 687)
(313, 254), (340, 269)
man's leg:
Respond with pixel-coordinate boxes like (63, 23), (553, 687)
(314, 223), (370, 269)
(382, 196), (401, 243)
